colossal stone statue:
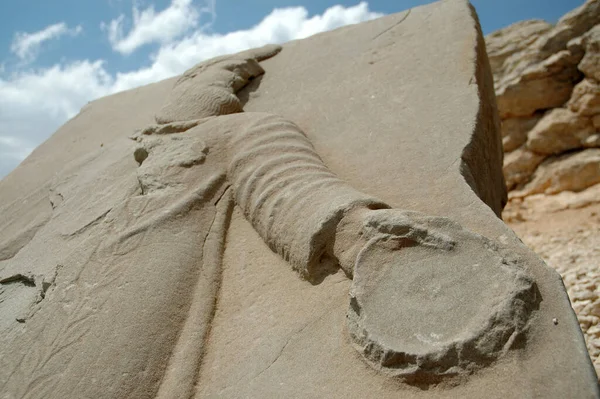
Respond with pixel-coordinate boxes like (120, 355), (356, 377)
(0, 1), (597, 398)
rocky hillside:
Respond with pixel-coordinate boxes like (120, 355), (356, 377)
(486, 0), (600, 376)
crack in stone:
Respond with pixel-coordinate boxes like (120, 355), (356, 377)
(372, 9), (411, 40)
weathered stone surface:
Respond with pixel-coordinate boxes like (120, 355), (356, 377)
(491, 1), (600, 378)
(527, 108), (595, 154)
(568, 78), (600, 116)
(485, 20), (553, 79)
(567, 36), (586, 61)
(507, 183), (600, 219)
(513, 148), (600, 197)
(503, 187), (600, 376)
(503, 146), (547, 190)
(501, 115), (542, 152)
(155, 44), (282, 124)
(495, 50), (582, 118)
(346, 209), (536, 377)
(538, 0), (600, 56)
(579, 25), (600, 81)
(586, 134), (600, 147)
(0, 1), (597, 398)
(488, 0), (600, 119)
(486, 0), (600, 198)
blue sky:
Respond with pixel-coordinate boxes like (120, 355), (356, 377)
(0, 0), (585, 178)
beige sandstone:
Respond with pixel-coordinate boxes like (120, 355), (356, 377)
(501, 115), (542, 153)
(512, 148), (600, 198)
(488, 2), (600, 380)
(538, 0), (600, 56)
(579, 25), (600, 81)
(586, 133), (600, 147)
(495, 49), (582, 118)
(488, 0), (600, 119)
(497, 0), (600, 82)
(504, 183), (600, 221)
(0, 1), (597, 398)
(568, 36), (586, 61)
(485, 20), (553, 79)
(527, 108), (595, 154)
(486, 0), (600, 203)
(503, 146), (546, 190)
(568, 78), (600, 116)
(505, 189), (600, 377)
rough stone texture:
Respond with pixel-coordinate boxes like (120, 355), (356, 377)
(488, 2), (600, 376)
(490, 0), (600, 92)
(540, 0), (600, 55)
(503, 146), (546, 190)
(501, 115), (542, 153)
(346, 209), (536, 378)
(486, 0), (600, 200)
(155, 44), (282, 124)
(527, 108), (595, 154)
(512, 148), (600, 198)
(568, 78), (600, 116)
(485, 20), (553, 78)
(487, 0), (600, 119)
(504, 186), (600, 376)
(579, 25), (600, 81)
(586, 133), (600, 147)
(504, 183), (600, 221)
(495, 49), (582, 119)
(0, 1), (597, 398)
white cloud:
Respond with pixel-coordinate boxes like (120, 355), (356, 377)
(110, 1), (382, 92)
(0, 60), (112, 174)
(103, 0), (216, 55)
(0, 2), (382, 178)
(11, 23), (83, 63)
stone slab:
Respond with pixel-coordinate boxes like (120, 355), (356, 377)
(0, 0), (597, 398)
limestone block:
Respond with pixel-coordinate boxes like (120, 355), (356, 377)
(487, 0), (600, 118)
(527, 108), (595, 154)
(567, 36), (586, 62)
(568, 78), (600, 116)
(537, 0), (600, 56)
(505, 183), (600, 218)
(503, 146), (547, 190)
(496, 50), (582, 118)
(513, 148), (600, 197)
(579, 25), (600, 81)
(586, 134), (600, 147)
(485, 20), (552, 79)
(501, 115), (542, 152)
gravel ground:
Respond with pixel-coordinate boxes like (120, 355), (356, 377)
(505, 197), (600, 378)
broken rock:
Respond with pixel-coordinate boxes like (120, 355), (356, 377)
(513, 148), (600, 197)
(527, 108), (595, 155)
(568, 78), (600, 116)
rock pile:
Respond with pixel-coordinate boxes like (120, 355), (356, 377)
(486, 0), (600, 197)
(487, 0), (600, 376)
